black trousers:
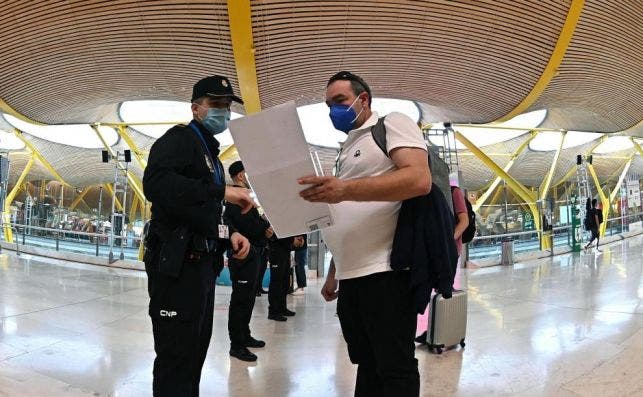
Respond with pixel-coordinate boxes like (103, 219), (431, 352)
(268, 246), (290, 315)
(294, 249), (307, 288)
(228, 247), (261, 348)
(255, 247), (268, 292)
(338, 271), (419, 397)
(587, 228), (600, 246)
(145, 248), (216, 397)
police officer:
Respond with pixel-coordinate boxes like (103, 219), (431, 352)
(224, 161), (274, 362)
(143, 75), (254, 396)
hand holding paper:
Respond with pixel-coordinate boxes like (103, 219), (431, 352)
(298, 175), (347, 204)
(228, 101), (334, 237)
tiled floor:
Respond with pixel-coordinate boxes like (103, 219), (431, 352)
(0, 236), (641, 396)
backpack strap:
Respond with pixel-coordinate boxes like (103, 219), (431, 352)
(371, 116), (388, 157)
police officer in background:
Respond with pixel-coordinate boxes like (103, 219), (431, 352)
(267, 235), (296, 321)
(224, 161), (274, 362)
(143, 75), (254, 396)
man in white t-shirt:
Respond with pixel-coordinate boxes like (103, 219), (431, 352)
(299, 72), (431, 397)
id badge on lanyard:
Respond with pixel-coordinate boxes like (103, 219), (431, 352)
(218, 203), (229, 239)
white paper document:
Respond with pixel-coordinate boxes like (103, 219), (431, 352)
(228, 101), (333, 237)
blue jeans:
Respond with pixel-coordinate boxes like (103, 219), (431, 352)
(294, 249), (307, 288)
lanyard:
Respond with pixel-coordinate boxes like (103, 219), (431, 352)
(188, 121), (224, 186)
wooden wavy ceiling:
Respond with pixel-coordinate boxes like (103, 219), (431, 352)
(0, 0), (641, 191)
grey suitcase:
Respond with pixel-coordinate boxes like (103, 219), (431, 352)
(427, 290), (467, 354)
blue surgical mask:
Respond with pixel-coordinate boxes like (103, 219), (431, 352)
(329, 96), (363, 134)
(201, 107), (231, 135)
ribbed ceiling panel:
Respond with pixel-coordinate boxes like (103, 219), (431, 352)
(17, 134), (118, 187)
(458, 154), (503, 191)
(535, 1), (643, 132)
(250, 0), (567, 122)
(0, 0), (237, 124)
(7, 153), (53, 185)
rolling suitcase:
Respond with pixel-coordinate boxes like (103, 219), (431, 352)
(426, 290), (467, 354)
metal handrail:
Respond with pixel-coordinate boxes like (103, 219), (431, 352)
(7, 222), (142, 242)
(605, 213), (643, 222)
(472, 225), (572, 242)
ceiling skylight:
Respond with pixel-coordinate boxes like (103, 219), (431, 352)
(429, 109), (548, 149)
(530, 130), (600, 151)
(119, 100), (242, 146)
(0, 129), (25, 150)
(3, 114), (118, 149)
(530, 131), (564, 151)
(120, 98), (420, 149)
(593, 136), (635, 154)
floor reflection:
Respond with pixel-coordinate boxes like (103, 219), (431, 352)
(0, 235), (641, 396)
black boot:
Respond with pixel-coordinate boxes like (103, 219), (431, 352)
(230, 347), (258, 362)
(246, 336), (266, 348)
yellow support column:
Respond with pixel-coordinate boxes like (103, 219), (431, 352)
(69, 186), (92, 210)
(494, 0), (585, 122)
(227, 0), (262, 115)
(129, 195), (139, 222)
(587, 164), (609, 237)
(112, 125), (147, 169)
(474, 131), (538, 212)
(454, 130), (540, 231)
(610, 158), (633, 205)
(4, 156), (35, 242)
(553, 134), (607, 188)
(13, 129), (69, 186)
(103, 184), (124, 212)
(224, 0), (262, 164)
(539, 132), (567, 201)
(633, 138), (643, 157)
(538, 132), (567, 250)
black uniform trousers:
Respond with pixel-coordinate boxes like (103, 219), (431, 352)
(228, 246), (261, 348)
(255, 246), (269, 293)
(337, 271), (420, 397)
(145, 248), (216, 397)
(268, 245), (291, 315)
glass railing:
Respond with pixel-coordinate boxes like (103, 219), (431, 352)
(468, 209), (643, 261)
(1, 209), (641, 267)
(1, 222), (142, 261)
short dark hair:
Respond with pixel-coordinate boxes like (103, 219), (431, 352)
(592, 198), (597, 207)
(228, 161), (244, 179)
(327, 71), (372, 106)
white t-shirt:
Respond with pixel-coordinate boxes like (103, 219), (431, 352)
(322, 111), (427, 280)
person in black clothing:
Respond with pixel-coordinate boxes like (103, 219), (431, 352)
(142, 75), (254, 397)
(291, 234), (308, 295)
(267, 236), (296, 321)
(255, 242), (269, 296)
(584, 198), (601, 251)
(224, 161), (274, 362)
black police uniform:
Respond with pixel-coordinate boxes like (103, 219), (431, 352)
(143, 119), (232, 397)
(268, 236), (295, 319)
(223, 188), (270, 349)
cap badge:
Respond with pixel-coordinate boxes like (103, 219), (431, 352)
(221, 79), (229, 88)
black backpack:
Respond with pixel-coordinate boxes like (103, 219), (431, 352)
(370, 116), (453, 212)
(451, 186), (476, 243)
(584, 211), (593, 230)
(370, 116), (478, 244)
